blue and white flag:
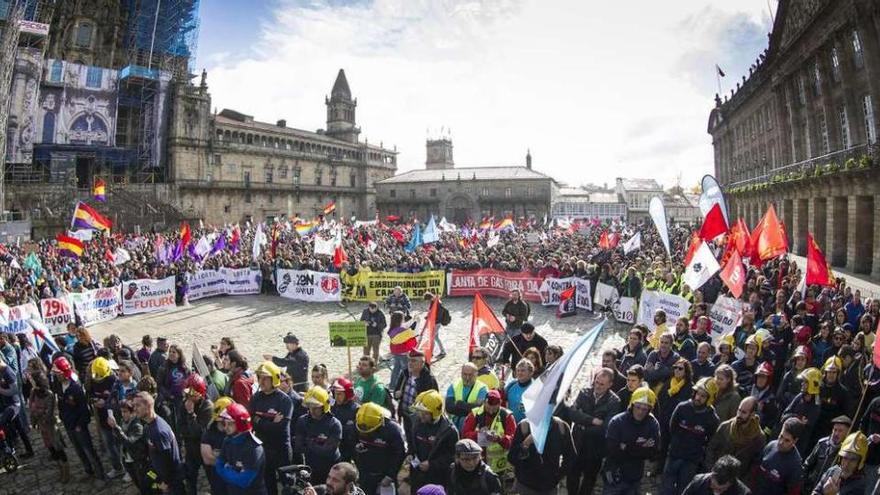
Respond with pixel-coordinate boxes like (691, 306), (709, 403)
(522, 319), (606, 453)
(405, 222), (423, 253)
(422, 215), (439, 244)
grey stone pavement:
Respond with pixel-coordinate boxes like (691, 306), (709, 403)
(0, 294), (659, 494)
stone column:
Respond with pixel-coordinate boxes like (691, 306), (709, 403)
(810, 196), (827, 248)
(827, 196), (848, 267)
(792, 198), (807, 255)
(850, 195), (875, 274)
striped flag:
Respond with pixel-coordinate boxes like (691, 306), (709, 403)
(323, 201), (336, 215)
(55, 233), (84, 258)
(92, 178), (106, 202)
(71, 202), (112, 232)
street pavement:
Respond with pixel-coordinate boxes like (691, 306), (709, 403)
(1, 294), (661, 494)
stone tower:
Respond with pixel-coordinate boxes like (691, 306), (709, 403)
(426, 138), (454, 170)
(325, 69), (360, 143)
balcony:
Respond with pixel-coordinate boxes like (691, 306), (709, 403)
(174, 178), (363, 195)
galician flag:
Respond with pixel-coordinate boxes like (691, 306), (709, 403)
(623, 232), (641, 254)
(682, 241), (720, 291)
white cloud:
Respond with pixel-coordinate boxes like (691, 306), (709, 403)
(204, 0), (769, 189)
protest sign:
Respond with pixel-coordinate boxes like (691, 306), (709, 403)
(40, 297), (74, 334)
(612, 297), (637, 324)
(70, 286), (121, 326)
(277, 269), (341, 302)
(593, 282), (620, 308)
(636, 290), (691, 332)
(0, 302), (41, 334)
(187, 270), (227, 301)
(221, 267), (261, 295)
(447, 269), (543, 302)
(708, 296), (744, 342)
(342, 270), (445, 302)
(121, 277), (176, 315)
(328, 321), (367, 347)
(540, 277), (576, 306)
(575, 278), (593, 311)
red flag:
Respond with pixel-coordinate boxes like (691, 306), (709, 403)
(419, 299), (439, 363)
(333, 243), (348, 268)
(599, 230), (614, 250)
(699, 203), (728, 241)
(719, 250), (746, 298)
(180, 222), (192, 249)
(104, 248), (115, 262)
(469, 293), (506, 357)
(727, 218), (752, 257)
(390, 230), (404, 244)
(684, 232), (702, 266)
(557, 286), (577, 318)
(270, 224), (281, 258)
(805, 232), (834, 287)
(750, 204), (788, 264)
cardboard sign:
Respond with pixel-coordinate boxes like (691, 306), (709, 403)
(328, 321), (367, 347)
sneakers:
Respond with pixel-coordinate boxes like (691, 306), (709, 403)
(123, 472), (132, 482)
(106, 468), (125, 479)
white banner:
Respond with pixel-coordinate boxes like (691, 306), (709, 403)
(221, 267), (261, 296)
(313, 235), (337, 256)
(121, 277), (176, 315)
(540, 277), (575, 306)
(187, 270), (227, 301)
(636, 290), (691, 332)
(593, 281), (620, 308)
(612, 296), (637, 323)
(708, 296), (744, 343)
(39, 297), (74, 334)
(67, 230), (93, 242)
(277, 269), (342, 302)
(70, 286), (121, 327)
(0, 302), (42, 334)
(575, 278), (593, 311)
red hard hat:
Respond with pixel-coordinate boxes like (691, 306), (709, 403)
(219, 403), (252, 433)
(52, 357), (73, 379)
(794, 325), (812, 345)
(755, 361), (774, 377)
(184, 373), (207, 398)
(330, 378), (354, 401)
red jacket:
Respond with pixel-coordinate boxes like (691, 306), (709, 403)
(461, 407), (516, 450)
(230, 371), (254, 406)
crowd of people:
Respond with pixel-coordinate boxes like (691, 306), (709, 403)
(0, 216), (878, 495)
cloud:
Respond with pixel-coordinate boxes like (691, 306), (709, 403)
(202, 0), (768, 190)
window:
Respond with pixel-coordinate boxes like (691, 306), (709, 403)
(812, 62), (822, 96)
(350, 173), (356, 188)
(265, 166), (273, 184)
(86, 66), (102, 88)
(390, 189), (396, 198)
(74, 23), (92, 47)
(50, 60), (62, 82)
(818, 108), (829, 154)
(831, 46), (841, 81)
(278, 165), (287, 179)
(292, 168), (301, 185)
(853, 30), (864, 68)
(480, 187), (489, 196)
(213, 154), (221, 166)
(527, 187), (534, 197)
(430, 188), (437, 197)
(797, 76), (807, 105)
(839, 106), (851, 148)
(410, 190), (416, 199)
(268, 193), (274, 204)
(330, 174), (337, 187)
(863, 95), (876, 144)
(315, 169), (322, 185)
(243, 171), (251, 188)
(224, 205), (231, 213)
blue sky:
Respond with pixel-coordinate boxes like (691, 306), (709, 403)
(195, 0), (773, 189)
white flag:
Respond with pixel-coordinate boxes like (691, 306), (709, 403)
(683, 242), (720, 291)
(649, 197), (671, 258)
(194, 236), (212, 258)
(487, 233), (500, 248)
(623, 232), (641, 255)
(112, 247), (131, 266)
(313, 235), (337, 256)
(252, 223), (267, 261)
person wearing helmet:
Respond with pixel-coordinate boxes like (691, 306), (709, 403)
(859, 381), (880, 493)
(559, 367), (620, 495)
(263, 333), (310, 393)
(409, 389), (459, 491)
(777, 345), (811, 409)
(778, 366), (821, 456)
(88, 356), (126, 479)
(216, 402), (267, 495)
(445, 363), (488, 431)
(133, 391), (186, 494)
(461, 389), (515, 480)
(802, 415), (850, 491)
(662, 377), (721, 495)
(295, 386), (342, 485)
(330, 378), (358, 462)
(713, 332), (736, 367)
(750, 361), (779, 435)
(201, 396), (234, 495)
(752, 418), (805, 495)
(180, 373), (213, 495)
(53, 356), (107, 482)
(811, 431), (869, 495)
(353, 403), (406, 495)
(705, 397), (766, 478)
(731, 334), (762, 396)
(250, 361), (294, 495)
(811, 356), (850, 449)
(601, 386), (661, 494)
(447, 438), (503, 495)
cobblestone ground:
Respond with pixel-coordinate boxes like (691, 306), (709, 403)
(0, 295), (663, 494)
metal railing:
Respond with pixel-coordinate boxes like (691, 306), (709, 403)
(727, 143), (874, 188)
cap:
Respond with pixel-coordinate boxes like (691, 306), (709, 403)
(283, 333), (299, 344)
(408, 349), (425, 358)
(455, 438), (483, 455)
(831, 415), (853, 427)
(486, 389), (502, 404)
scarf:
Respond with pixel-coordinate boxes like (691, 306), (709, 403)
(667, 376), (686, 396)
(729, 415), (762, 450)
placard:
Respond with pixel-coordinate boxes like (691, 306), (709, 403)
(187, 270), (226, 301)
(221, 267), (262, 295)
(447, 269), (543, 302)
(708, 296), (744, 342)
(636, 290), (691, 332)
(612, 297), (636, 324)
(575, 278), (593, 311)
(0, 302), (41, 334)
(328, 321), (367, 347)
(277, 269), (341, 302)
(70, 286), (121, 326)
(39, 297), (74, 334)
(121, 277), (176, 315)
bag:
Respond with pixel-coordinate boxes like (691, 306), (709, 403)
(439, 306), (451, 326)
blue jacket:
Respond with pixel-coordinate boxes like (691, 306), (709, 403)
(216, 431), (267, 495)
(294, 412), (342, 477)
(667, 400), (719, 463)
(753, 440), (803, 495)
(249, 389), (294, 453)
(603, 410), (661, 484)
(504, 379), (532, 423)
(56, 379), (90, 430)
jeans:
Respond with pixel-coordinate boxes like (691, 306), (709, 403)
(99, 425), (124, 471)
(389, 354), (408, 390)
(66, 424), (105, 478)
(661, 457), (698, 495)
(433, 327), (446, 355)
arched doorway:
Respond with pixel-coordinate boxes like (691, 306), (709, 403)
(445, 194), (475, 224)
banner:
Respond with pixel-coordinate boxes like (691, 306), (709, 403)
(187, 270), (227, 302)
(342, 270), (445, 302)
(540, 277), (576, 306)
(39, 297), (74, 334)
(221, 267), (262, 296)
(636, 290), (691, 332)
(329, 321), (367, 347)
(70, 286), (121, 326)
(277, 269), (342, 302)
(593, 281), (619, 308)
(612, 297), (636, 324)
(447, 269), (543, 302)
(121, 277), (176, 315)
(708, 296), (744, 342)
(575, 278), (593, 312)
(0, 302), (42, 334)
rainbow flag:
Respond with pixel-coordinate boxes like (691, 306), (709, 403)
(71, 202), (112, 232)
(92, 178), (106, 202)
(323, 201), (336, 215)
(295, 221), (318, 236)
(55, 233), (84, 257)
(494, 217), (515, 232)
(478, 217), (494, 231)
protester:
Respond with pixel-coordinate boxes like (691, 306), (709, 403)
(216, 402), (267, 495)
(296, 387), (343, 485)
(264, 333), (310, 393)
(409, 390), (459, 492)
(360, 302), (387, 362)
(601, 387), (661, 494)
(447, 439), (503, 495)
(353, 402), (406, 495)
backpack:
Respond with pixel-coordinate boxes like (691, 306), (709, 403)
(439, 305), (452, 326)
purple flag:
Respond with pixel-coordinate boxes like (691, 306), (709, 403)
(187, 241), (202, 263)
(171, 239), (184, 262)
(210, 233), (227, 256)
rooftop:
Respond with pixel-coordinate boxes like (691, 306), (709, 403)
(377, 166), (554, 184)
(617, 178), (663, 191)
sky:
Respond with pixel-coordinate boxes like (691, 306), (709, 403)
(196, 0), (774, 190)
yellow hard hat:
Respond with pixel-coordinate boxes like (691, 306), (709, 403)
(303, 386), (331, 413)
(745, 334), (763, 355)
(838, 431), (869, 469)
(212, 396), (234, 421)
(356, 402), (389, 433)
(411, 390), (444, 421)
(629, 386), (657, 409)
(255, 361), (282, 388)
(799, 367), (822, 395)
(719, 332), (735, 350)
(694, 377), (718, 406)
(90, 357), (112, 381)
(822, 356), (843, 373)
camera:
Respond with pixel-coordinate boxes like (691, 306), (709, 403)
(278, 464), (312, 495)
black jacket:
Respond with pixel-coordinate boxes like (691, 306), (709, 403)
(180, 398), (214, 451)
(499, 333), (548, 368)
(508, 417), (575, 491)
(447, 462), (503, 495)
(360, 308), (388, 337)
(558, 388), (621, 458)
(272, 348), (310, 393)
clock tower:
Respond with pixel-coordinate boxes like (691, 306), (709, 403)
(425, 138), (454, 170)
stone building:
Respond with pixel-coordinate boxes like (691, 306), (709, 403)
(615, 178), (663, 222)
(375, 141), (557, 223)
(707, 0), (880, 278)
(551, 187), (626, 221)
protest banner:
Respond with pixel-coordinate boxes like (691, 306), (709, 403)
(221, 267), (262, 295)
(575, 278), (593, 311)
(540, 277), (576, 306)
(636, 290), (691, 332)
(277, 269), (341, 302)
(121, 277), (176, 315)
(593, 281), (620, 308)
(0, 302), (41, 334)
(612, 297), (637, 324)
(187, 270), (227, 301)
(447, 269), (543, 302)
(70, 286), (121, 327)
(39, 296), (74, 334)
(708, 296), (744, 342)
(342, 270), (445, 302)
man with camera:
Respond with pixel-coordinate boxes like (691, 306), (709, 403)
(303, 462), (365, 495)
